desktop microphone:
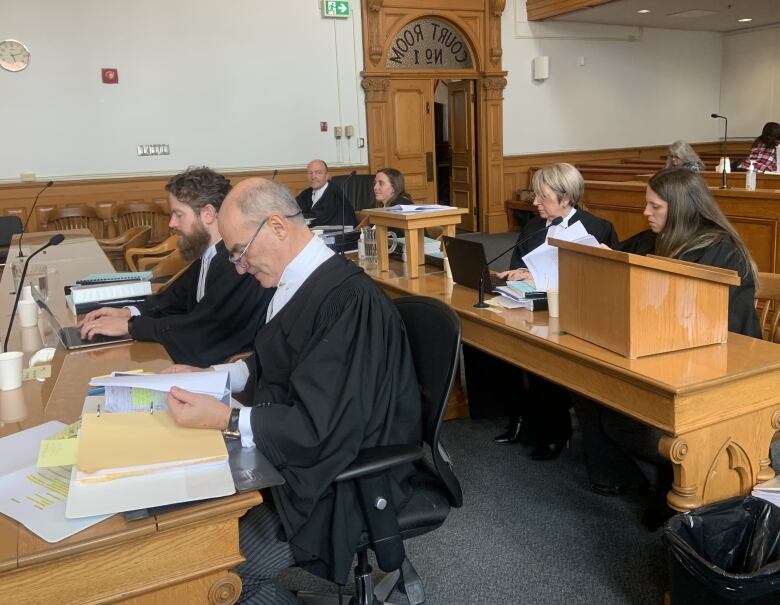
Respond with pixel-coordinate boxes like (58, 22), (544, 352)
(18, 180), (54, 259)
(474, 216), (563, 309)
(711, 113), (729, 189)
(339, 170), (357, 255)
(4, 233), (64, 352)
(271, 169), (278, 181)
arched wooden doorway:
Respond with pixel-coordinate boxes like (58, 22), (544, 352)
(360, 0), (507, 233)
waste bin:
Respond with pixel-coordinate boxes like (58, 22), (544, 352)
(662, 496), (780, 604)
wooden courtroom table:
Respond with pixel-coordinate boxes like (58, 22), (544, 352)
(0, 230), (258, 605)
(362, 206), (467, 278)
(362, 257), (780, 512)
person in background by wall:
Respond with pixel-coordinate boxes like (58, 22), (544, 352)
(739, 122), (780, 173)
(295, 159), (357, 227)
(374, 167), (413, 208)
(665, 140), (704, 172)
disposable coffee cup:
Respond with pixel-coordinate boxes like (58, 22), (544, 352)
(18, 300), (38, 328)
(547, 289), (560, 318)
(20, 285), (33, 302)
(0, 352), (23, 391)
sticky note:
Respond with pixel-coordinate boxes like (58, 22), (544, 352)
(23, 365), (51, 381)
(37, 438), (79, 468)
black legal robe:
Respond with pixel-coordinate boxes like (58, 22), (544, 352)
(295, 183), (358, 227)
(237, 254), (422, 584)
(617, 229), (761, 338)
(128, 240), (273, 366)
(509, 208), (619, 269)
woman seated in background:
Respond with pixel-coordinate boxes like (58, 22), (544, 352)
(490, 163), (618, 460)
(739, 121), (780, 173)
(575, 167), (761, 528)
(665, 140), (704, 172)
(374, 167), (413, 207)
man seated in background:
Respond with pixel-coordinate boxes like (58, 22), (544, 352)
(79, 167), (273, 366)
(164, 177), (421, 603)
(295, 159), (357, 227)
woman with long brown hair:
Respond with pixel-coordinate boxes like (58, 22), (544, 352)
(576, 167), (761, 528)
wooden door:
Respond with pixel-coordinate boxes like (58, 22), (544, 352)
(448, 80), (477, 231)
(388, 79), (436, 202)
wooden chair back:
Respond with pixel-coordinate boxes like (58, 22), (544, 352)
(47, 206), (106, 239)
(151, 250), (192, 293)
(97, 226), (152, 271)
(114, 202), (170, 245)
(755, 272), (780, 343)
(125, 234), (179, 272)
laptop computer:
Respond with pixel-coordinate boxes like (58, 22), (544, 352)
(32, 288), (133, 350)
(441, 236), (507, 292)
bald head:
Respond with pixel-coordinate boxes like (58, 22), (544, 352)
(307, 159), (329, 190)
(219, 177), (311, 288)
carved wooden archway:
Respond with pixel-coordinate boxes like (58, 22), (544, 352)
(360, 0), (507, 232)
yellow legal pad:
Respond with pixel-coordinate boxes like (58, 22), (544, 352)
(77, 411), (228, 477)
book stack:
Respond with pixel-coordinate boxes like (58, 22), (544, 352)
(67, 272), (152, 315)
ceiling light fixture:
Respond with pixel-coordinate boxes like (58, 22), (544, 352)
(738, 18), (753, 23)
(637, 9), (650, 14)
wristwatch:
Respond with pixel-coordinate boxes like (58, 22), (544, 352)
(222, 407), (241, 440)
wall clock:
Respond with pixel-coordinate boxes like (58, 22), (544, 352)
(0, 40), (30, 72)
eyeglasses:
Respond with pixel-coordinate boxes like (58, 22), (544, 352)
(228, 211), (302, 269)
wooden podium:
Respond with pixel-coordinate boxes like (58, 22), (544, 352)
(550, 239), (740, 358)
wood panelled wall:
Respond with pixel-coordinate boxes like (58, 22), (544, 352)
(525, 0), (616, 21)
(501, 140), (752, 232)
(0, 167), (367, 237)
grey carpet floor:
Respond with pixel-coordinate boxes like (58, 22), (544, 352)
(282, 415), (727, 604)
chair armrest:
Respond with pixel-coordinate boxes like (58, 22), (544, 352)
(335, 444), (424, 482)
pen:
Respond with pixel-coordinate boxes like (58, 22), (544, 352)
(87, 387), (105, 396)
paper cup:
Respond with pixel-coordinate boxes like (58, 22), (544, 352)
(547, 290), (560, 318)
(17, 300), (38, 328)
(0, 352), (24, 391)
(20, 285), (33, 301)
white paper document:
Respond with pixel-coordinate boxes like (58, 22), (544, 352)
(90, 371), (231, 412)
(522, 221), (599, 290)
(385, 204), (450, 213)
(0, 422), (111, 542)
(752, 475), (780, 507)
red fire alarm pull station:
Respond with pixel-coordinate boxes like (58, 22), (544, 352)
(320, 122), (328, 132)
(102, 68), (118, 84)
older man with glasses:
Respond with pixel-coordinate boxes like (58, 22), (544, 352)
(163, 177), (422, 605)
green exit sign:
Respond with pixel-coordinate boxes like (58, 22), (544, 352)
(323, 1), (350, 18)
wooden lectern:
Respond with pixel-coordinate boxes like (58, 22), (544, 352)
(550, 238), (740, 358)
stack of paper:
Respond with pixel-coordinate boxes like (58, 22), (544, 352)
(522, 221), (600, 290)
(67, 410), (233, 518)
(397, 236), (441, 261)
(385, 204), (450, 213)
(90, 371), (230, 413)
(0, 422), (111, 542)
(752, 476), (780, 506)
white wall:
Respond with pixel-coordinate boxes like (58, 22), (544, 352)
(720, 25), (780, 140)
(0, 0), (366, 181)
(502, 1), (723, 154)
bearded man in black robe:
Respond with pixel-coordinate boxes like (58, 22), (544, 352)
(165, 177), (422, 604)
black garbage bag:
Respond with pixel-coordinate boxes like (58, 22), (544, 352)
(662, 496), (780, 604)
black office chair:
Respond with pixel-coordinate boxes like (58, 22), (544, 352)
(299, 295), (463, 605)
(331, 173), (377, 211)
(0, 216), (23, 268)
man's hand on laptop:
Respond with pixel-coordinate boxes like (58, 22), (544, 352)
(79, 317), (130, 340)
(79, 306), (131, 326)
(496, 268), (530, 282)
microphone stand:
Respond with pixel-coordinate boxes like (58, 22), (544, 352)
(711, 113), (729, 189)
(474, 216), (564, 309)
(18, 180), (54, 259)
(4, 233), (64, 352)
(339, 170), (357, 255)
